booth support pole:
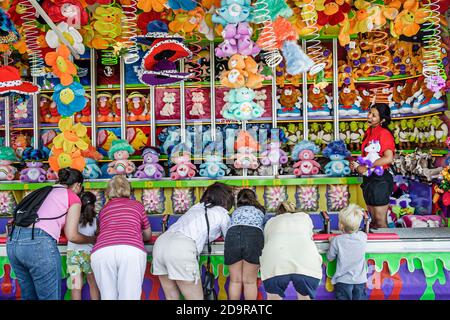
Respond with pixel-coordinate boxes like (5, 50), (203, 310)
(90, 48), (97, 147)
(150, 86), (156, 146)
(210, 42), (216, 142)
(271, 66), (278, 177)
(119, 57), (126, 139)
(3, 54), (10, 147)
(332, 38), (339, 141)
(302, 39), (309, 141)
(180, 59), (186, 144)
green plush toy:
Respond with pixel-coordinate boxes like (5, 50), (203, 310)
(253, 0), (293, 22)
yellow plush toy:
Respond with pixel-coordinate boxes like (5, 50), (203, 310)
(243, 56), (264, 89)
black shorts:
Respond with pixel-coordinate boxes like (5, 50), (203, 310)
(263, 274), (320, 299)
(361, 171), (394, 206)
(224, 225), (264, 265)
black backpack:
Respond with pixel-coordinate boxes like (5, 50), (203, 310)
(11, 186), (67, 240)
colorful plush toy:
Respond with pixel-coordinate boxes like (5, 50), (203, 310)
(20, 148), (47, 182)
(97, 93), (114, 122)
(170, 144), (197, 180)
(277, 85), (301, 117)
(127, 91), (148, 121)
(322, 140), (351, 177)
(82, 158), (102, 179)
(200, 142), (230, 179)
(339, 86), (361, 116)
(134, 147), (165, 179)
(97, 128), (119, 156)
(212, 0), (252, 26)
(292, 140), (320, 176)
(260, 141), (288, 166)
(222, 87), (264, 121)
(356, 140), (384, 176)
(126, 127), (149, 152)
(107, 139), (136, 176)
(215, 22), (260, 58)
(220, 54), (247, 88)
(0, 146), (18, 180)
(307, 85), (331, 117)
(233, 131), (259, 170)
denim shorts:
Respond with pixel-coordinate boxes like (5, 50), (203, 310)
(6, 226), (61, 300)
(263, 274), (320, 299)
(334, 282), (367, 300)
(224, 225), (264, 265)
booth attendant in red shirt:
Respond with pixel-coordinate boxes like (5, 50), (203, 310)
(350, 104), (395, 228)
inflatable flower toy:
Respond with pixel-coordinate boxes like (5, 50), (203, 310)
(52, 117), (88, 154)
(7, 0), (28, 25)
(168, 0), (197, 11)
(169, 7), (204, 34)
(45, 22), (85, 55)
(392, 0), (428, 37)
(198, 5), (216, 40)
(0, 7), (20, 44)
(49, 148), (86, 172)
(42, 0), (89, 26)
(44, 45), (77, 86)
(52, 82), (87, 117)
(288, 7), (313, 37)
(137, 0), (167, 12)
(316, 0), (351, 27)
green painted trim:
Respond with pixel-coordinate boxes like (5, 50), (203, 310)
(0, 177), (363, 190)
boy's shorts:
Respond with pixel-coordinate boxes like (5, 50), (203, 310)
(263, 273), (320, 299)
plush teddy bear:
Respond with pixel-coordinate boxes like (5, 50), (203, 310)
(358, 87), (372, 114)
(161, 92), (177, 117)
(12, 133), (30, 159)
(76, 94), (92, 123)
(127, 92), (147, 121)
(107, 139), (136, 176)
(236, 22), (260, 57)
(260, 141), (288, 166)
(233, 131), (259, 170)
(200, 154), (230, 178)
(215, 24), (238, 58)
(307, 85), (331, 117)
(277, 85), (301, 117)
(110, 93), (121, 122)
(222, 87), (264, 121)
(322, 140), (351, 177)
(338, 61), (355, 89)
(170, 150), (197, 179)
(339, 86), (361, 116)
(292, 140), (321, 176)
(243, 56), (264, 89)
(20, 148), (47, 183)
(190, 91), (206, 116)
(220, 54), (247, 88)
(0, 146), (17, 181)
(135, 147), (165, 179)
(82, 158), (102, 179)
(212, 0), (252, 26)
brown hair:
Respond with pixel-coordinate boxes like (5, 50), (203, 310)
(200, 182), (234, 211)
(276, 201), (297, 215)
(237, 189), (265, 214)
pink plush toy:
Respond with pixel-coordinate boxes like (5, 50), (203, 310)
(107, 139), (136, 176)
(170, 151), (197, 180)
(46, 167), (58, 180)
(233, 131), (259, 170)
(260, 141), (288, 166)
(292, 140), (321, 176)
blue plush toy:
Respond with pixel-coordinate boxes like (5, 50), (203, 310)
(281, 41), (314, 75)
(222, 87), (264, 121)
(83, 158), (102, 179)
(322, 140), (351, 177)
(168, 0), (197, 11)
(199, 142), (230, 179)
(212, 0), (253, 26)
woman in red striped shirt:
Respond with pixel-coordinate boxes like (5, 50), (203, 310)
(91, 175), (152, 300)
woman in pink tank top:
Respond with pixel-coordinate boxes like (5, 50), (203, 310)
(6, 168), (95, 300)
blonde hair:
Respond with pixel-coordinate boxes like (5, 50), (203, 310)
(276, 201), (297, 215)
(339, 204), (364, 233)
(106, 175), (131, 199)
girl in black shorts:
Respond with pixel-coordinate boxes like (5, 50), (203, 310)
(224, 189), (265, 300)
(351, 104), (395, 228)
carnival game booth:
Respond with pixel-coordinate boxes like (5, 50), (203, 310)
(0, 0), (448, 300)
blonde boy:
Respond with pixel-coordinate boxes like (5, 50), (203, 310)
(327, 204), (367, 300)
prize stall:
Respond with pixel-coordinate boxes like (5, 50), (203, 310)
(0, 0), (448, 300)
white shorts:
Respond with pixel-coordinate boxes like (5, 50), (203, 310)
(152, 232), (200, 283)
